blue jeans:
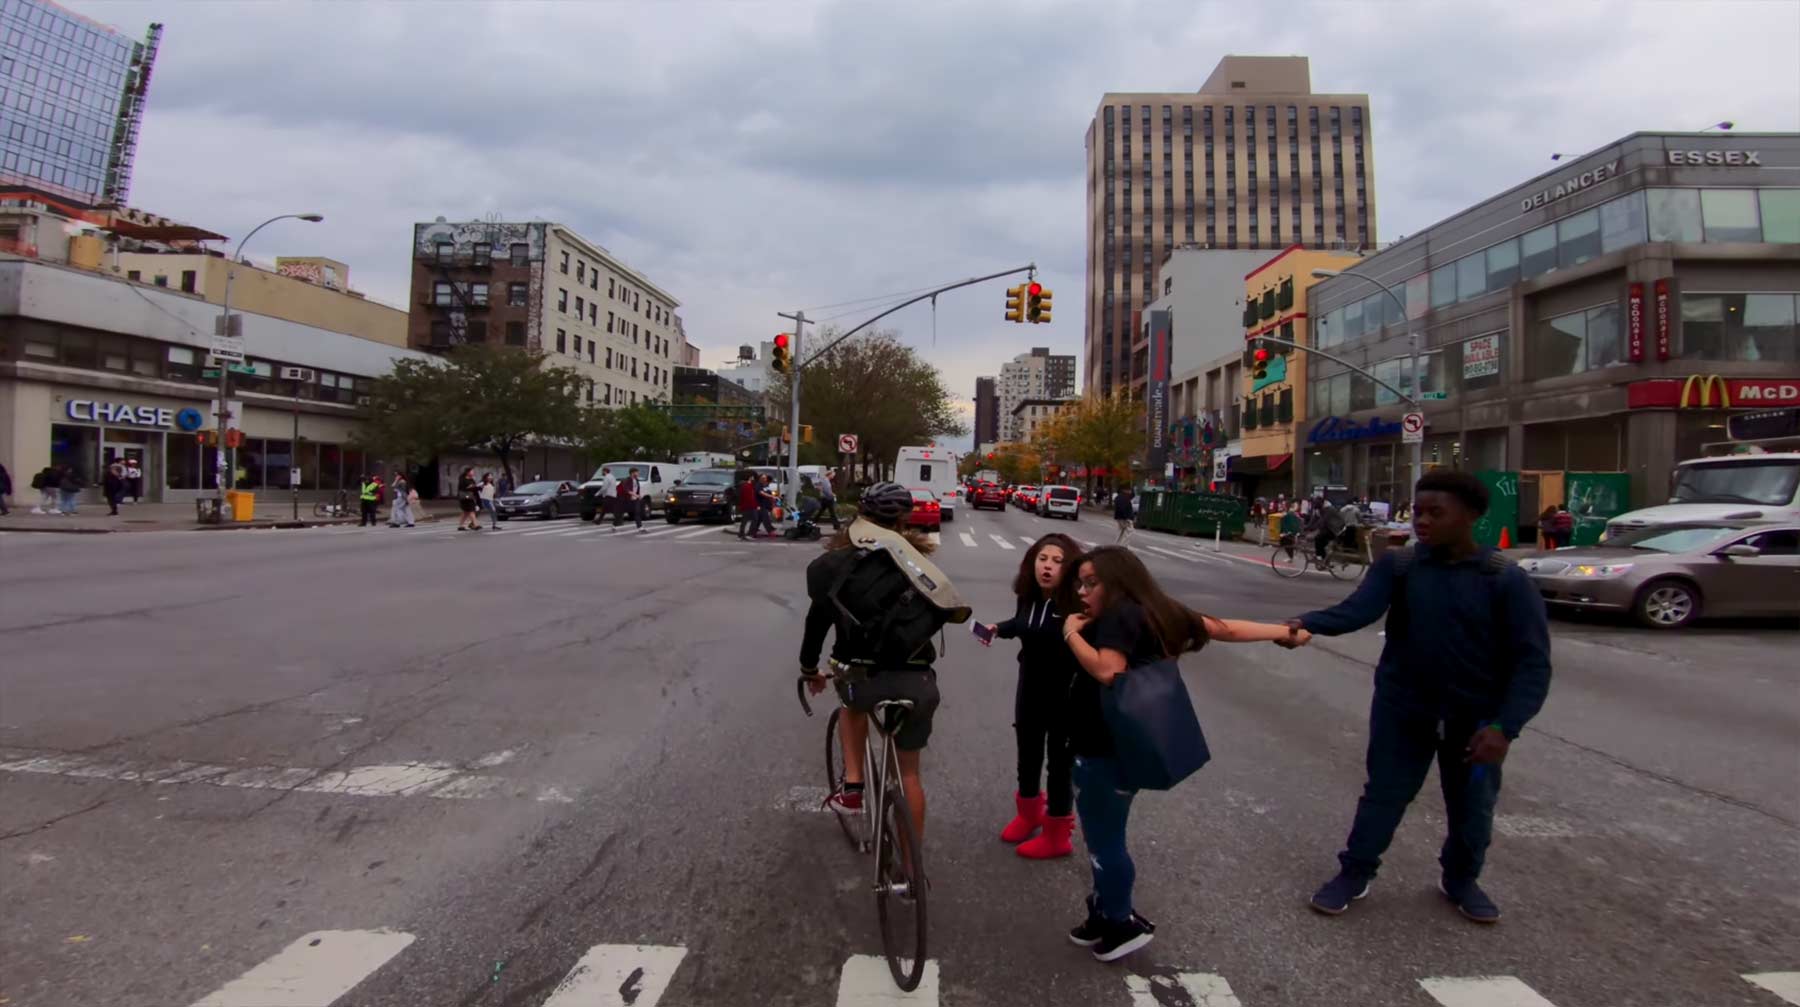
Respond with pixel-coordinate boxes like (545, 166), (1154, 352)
(1340, 694), (1503, 882)
(1073, 755), (1138, 921)
(58, 490), (78, 513)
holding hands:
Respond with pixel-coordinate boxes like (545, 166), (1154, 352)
(1276, 618), (1313, 649)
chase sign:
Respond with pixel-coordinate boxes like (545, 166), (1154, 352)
(1308, 415), (1405, 445)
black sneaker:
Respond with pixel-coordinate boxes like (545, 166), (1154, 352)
(1440, 878), (1501, 923)
(1068, 894), (1105, 947)
(1090, 912), (1155, 963)
(1310, 870), (1372, 915)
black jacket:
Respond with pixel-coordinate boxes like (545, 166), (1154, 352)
(1113, 492), (1134, 520)
(800, 546), (937, 670)
(993, 595), (1079, 689)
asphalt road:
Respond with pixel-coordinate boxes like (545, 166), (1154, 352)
(1, 507), (1796, 1007)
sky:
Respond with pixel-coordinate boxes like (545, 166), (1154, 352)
(74, 0), (1800, 451)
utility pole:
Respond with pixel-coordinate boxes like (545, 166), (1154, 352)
(776, 310), (807, 516)
(1309, 268), (1419, 498)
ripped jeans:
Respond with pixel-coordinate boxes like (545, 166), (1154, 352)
(1074, 755), (1139, 921)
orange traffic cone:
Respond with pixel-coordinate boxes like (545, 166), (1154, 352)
(1497, 526), (1512, 549)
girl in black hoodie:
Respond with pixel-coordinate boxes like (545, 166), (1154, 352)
(981, 532), (1084, 859)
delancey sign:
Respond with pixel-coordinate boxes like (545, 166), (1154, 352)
(1308, 415), (1404, 445)
(66, 399), (181, 428)
(1665, 149), (1762, 166)
(1520, 160), (1620, 212)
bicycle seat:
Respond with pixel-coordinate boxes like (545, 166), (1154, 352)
(872, 698), (914, 736)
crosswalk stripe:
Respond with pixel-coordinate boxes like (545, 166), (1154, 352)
(521, 524), (577, 536)
(542, 943), (688, 1007)
(1126, 972), (1242, 1007)
(641, 525), (686, 538)
(1747, 973), (1800, 1004)
(1017, 535), (1036, 545)
(959, 532), (978, 548)
(989, 535), (1016, 550)
(1140, 545), (1199, 564)
(189, 929), (415, 1007)
(1081, 540), (1099, 550)
(1417, 976), (1557, 1007)
(678, 525), (719, 539)
(836, 954), (938, 1006)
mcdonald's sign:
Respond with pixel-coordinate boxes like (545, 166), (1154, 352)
(1629, 376), (1800, 409)
(1680, 374), (1731, 408)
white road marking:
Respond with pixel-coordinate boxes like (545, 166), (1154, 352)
(471, 749), (517, 769)
(1140, 545), (1199, 564)
(1126, 972), (1242, 1007)
(959, 532), (978, 548)
(0, 750), (569, 803)
(1747, 973), (1800, 1005)
(989, 535), (1016, 550)
(1018, 535), (1036, 545)
(542, 943), (688, 1007)
(1418, 976), (1558, 1007)
(836, 954), (939, 1006)
(678, 525), (719, 539)
(637, 525), (687, 538)
(189, 929), (415, 1007)
(1081, 540), (1099, 550)
(522, 524), (577, 537)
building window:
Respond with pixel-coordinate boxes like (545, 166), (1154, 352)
(433, 281), (453, 306)
(1557, 208), (1602, 267)
(1456, 254), (1485, 302)
(591, 304), (599, 325)
(1761, 189), (1800, 243)
(606, 348), (613, 367)
(1700, 189), (1762, 242)
(607, 311), (615, 333)
(558, 289), (568, 312)
(466, 320), (487, 343)
(506, 321), (526, 346)
(508, 282), (528, 306)
(435, 242), (453, 265)
(430, 321), (453, 346)
(180, 269), (196, 293)
(609, 278), (616, 297)
(556, 329), (566, 353)
(560, 250), (570, 274)
(510, 243), (529, 266)
(1520, 224), (1557, 279)
(1532, 302), (1623, 379)
(1600, 191), (1646, 252)
(473, 243), (492, 267)
(1681, 293), (1799, 362)
(576, 295), (585, 317)
(1647, 188), (1703, 242)
(576, 260), (585, 282)
(1485, 240), (1520, 290)
(573, 334), (582, 356)
(1429, 263), (1456, 309)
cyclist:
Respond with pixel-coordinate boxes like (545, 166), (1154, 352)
(799, 481), (971, 843)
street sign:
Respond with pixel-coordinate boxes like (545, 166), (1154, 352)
(1402, 412), (1425, 444)
(1420, 391), (1449, 401)
(838, 433), (859, 454)
(210, 334), (246, 362)
(202, 365), (257, 377)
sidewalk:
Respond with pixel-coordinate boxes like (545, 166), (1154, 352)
(0, 499), (445, 534)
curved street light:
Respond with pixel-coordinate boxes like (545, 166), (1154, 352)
(1311, 266), (1426, 498)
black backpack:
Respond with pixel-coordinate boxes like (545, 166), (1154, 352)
(1386, 545), (1512, 644)
(827, 549), (956, 668)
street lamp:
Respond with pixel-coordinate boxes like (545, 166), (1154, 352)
(1311, 266), (1424, 500)
(213, 213), (323, 513)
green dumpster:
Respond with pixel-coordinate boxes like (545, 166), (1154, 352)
(1136, 490), (1247, 539)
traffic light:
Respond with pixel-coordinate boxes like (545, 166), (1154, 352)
(1026, 282), (1052, 324)
(1005, 285), (1025, 323)
(800, 424), (814, 444)
(1251, 341), (1272, 381)
(771, 332), (790, 374)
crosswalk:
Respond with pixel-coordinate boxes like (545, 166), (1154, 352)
(185, 929), (1800, 1007)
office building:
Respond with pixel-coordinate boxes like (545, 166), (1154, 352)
(973, 376), (999, 448)
(1000, 347), (1077, 441)
(1300, 131), (1799, 519)
(1084, 55), (1376, 398)
(409, 219), (679, 409)
(0, 0), (161, 208)
(1011, 397), (1078, 445)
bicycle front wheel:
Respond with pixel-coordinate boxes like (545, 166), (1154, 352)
(1329, 552), (1368, 581)
(312, 501), (330, 517)
(1270, 544), (1306, 578)
(875, 785), (927, 991)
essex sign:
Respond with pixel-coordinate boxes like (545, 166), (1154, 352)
(1665, 149), (1762, 166)
(1520, 160), (1620, 213)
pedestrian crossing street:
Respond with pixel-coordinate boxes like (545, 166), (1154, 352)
(186, 928), (1800, 1006)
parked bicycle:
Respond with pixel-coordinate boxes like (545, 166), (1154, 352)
(312, 489), (352, 518)
(1270, 531), (1368, 581)
(798, 667), (928, 991)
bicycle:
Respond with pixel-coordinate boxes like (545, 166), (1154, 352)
(1270, 531), (1368, 581)
(798, 667), (928, 991)
(312, 489), (352, 518)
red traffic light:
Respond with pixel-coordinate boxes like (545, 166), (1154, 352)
(1253, 348), (1271, 363)
(1028, 282), (1043, 297)
(774, 332), (790, 349)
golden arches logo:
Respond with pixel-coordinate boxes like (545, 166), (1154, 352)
(1679, 374), (1730, 409)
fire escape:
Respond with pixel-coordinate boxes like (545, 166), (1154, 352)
(417, 237), (493, 349)
(101, 23), (163, 208)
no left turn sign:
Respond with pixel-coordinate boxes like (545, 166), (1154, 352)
(1402, 411), (1425, 444)
(838, 433), (859, 454)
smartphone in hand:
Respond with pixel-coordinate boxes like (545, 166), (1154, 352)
(971, 622), (996, 646)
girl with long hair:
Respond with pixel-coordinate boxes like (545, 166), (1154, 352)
(1061, 546), (1308, 962)
(982, 533), (1083, 859)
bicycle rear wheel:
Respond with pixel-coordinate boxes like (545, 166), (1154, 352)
(1270, 544), (1306, 578)
(1329, 551), (1367, 581)
(824, 709), (860, 849)
(875, 784), (927, 991)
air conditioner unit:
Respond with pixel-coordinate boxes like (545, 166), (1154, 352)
(356, 395), (371, 406)
(279, 367), (315, 382)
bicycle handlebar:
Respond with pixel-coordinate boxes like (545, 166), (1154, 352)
(796, 672), (832, 717)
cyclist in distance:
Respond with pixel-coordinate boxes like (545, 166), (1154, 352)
(799, 481), (971, 844)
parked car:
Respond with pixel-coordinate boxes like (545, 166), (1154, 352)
(664, 467), (738, 524)
(495, 480), (584, 521)
(970, 481), (1007, 511)
(905, 487), (941, 532)
(1039, 485), (1081, 520)
(1013, 485), (1039, 510)
(1518, 521), (1799, 629)
(579, 462), (693, 521)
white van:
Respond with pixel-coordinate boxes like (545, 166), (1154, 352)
(894, 445), (960, 522)
(1604, 452), (1800, 538)
(578, 461), (694, 521)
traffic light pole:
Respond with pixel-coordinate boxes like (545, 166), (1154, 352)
(1305, 269), (1421, 500)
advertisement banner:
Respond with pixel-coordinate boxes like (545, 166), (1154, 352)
(1627, 282), (1645, 362)
(1145, 310), (1172, 474)
(1565, 472), (1632, 547)
(1463, 334), (1501, 380)
(1654, 278), (1671, 361)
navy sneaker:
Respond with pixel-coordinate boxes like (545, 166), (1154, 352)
(1068, 894), (1105, 947)
(1310, 870), (1372, 915)
(1090, 912), (1155, 963)
(1440, 877), (1501, 923)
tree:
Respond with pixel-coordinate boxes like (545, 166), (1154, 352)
(1035, 392), (1140, 493)
(769, 329), (967, 482)
(582, 405), (694, 463)
(357, 344), (588, 482)
(991, 442), (1043, 485)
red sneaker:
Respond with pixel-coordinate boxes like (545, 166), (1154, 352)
(828, 788), (864, 813)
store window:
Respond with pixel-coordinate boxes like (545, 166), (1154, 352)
(1557, 208), (1602, 267)
(1700, 189), (1761, 242)
(51, 423), (99, 482)
(1600, 190), (1646, 252)
(264, 438), (293, 492)
(1532, 303), (1622, 379)
(166, 345), (200, 382)
(1647, 188), (1702, 242)
(166, 433), (201, 490)
(319, 444), (343, 492)
(1760, 189), (1800, 243)
(236, 439), (266, 489)
(1520, 224), (1557, 279)
(1681, 293), (1799, 362)
(1373, 358), (1404, 406)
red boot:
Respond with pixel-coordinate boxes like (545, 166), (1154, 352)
(1017, 814), (1075, 859)
(1000, 792), (1046, 844)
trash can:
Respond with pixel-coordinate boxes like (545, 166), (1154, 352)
(226, 490), (255, 522)
(195, 497), (224, 525)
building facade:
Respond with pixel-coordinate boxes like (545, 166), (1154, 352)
(1010, 397), (1077, 445)
(1301, 131), (1799, 515)
(999, 347), (1077, 441)
(1167, 345), (1248, 492)
(0, 0), (160, 208)
(408, 219), (679, 408)
(973, 375), (999, 447)
(1084, 55), (1376, 399)
(720, 341), (773, 397)
(1141, 248), (1278, 384)
(105, 251), (408, 346)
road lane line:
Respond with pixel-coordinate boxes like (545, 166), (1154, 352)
(1746, 974), (1800, 1005)
(189, 929), (415, 1007)
(836, 954), (938, 1006)
(637, 525), (687, 538)
(1126, 973), (1242, 1007)
(522, 525), (576, 536)
(1081, 540), (1099, 550)
(988, 535), (1016, 550)
(1417, 976), (1558, 1007)
(959, 532), (978, 548)
(678, 525), (720, 539)
(1139, 545), (1199, 564)
(542, 943), (689, 1007)
(1018, 535), (1037, 545)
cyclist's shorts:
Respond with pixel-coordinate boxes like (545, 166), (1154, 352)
(835, 667), (939, 752)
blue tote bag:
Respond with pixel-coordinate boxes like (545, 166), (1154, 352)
(1101, 656), (1211, 791)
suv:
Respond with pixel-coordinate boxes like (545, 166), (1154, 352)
(1039, 485), (1081, 520)
(664, 468), (738, 523)
(970, 481), (1007, 511)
